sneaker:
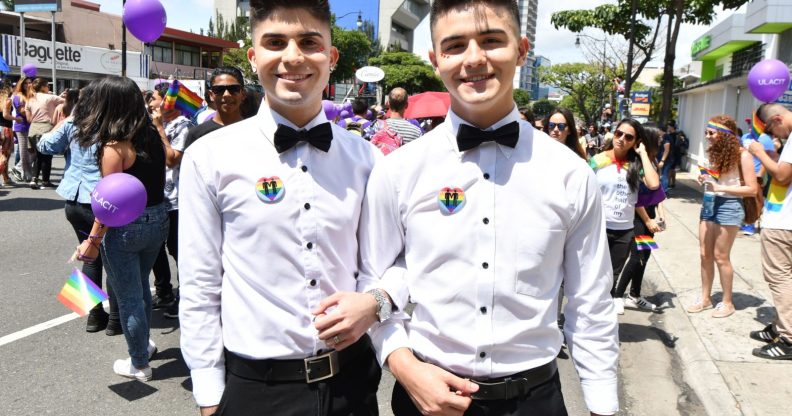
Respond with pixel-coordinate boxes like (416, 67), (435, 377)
(686, 298), (713, 313)
(86, 309), (109, 333)
(105, 319), (123, 336)
(752, 339), (792, 360)
(624, 294), (657, 311)
(163, 298), (179, 319)
(29, 180), (38, 189)
(740, 224), (756, 236)
(750, 324), (779, 343)
(711, 302), (735, 318)
(113, 358), (152, 381)
(147, 338), (157, 360)
(40, 181), (56, 188)
(152, 293), (175, 310)
(613, 297), (625, 315)
(9, 168), (22, 182)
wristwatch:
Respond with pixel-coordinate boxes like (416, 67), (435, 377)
(366, 288), (393, 322)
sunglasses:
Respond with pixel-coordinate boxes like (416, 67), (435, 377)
(547, 122), (567, 131)
(210, 84), (243, 95)
(614, 129), (636, 142)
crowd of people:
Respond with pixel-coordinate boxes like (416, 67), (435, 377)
(0, 0), (790, 415)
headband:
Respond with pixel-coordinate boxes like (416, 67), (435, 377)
(707, 121), (735, 137)
(752, 111), (766, 139)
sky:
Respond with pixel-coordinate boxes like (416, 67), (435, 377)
(91, 0), (744, 69)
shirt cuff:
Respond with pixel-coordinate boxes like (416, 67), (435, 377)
(368, 320), (410, 368)
(581, 377), (619, 415)
(191, 367), (226, 407)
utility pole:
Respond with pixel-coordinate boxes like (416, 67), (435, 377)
(624, 0), (637, 118)
(122, 0), (127, 77)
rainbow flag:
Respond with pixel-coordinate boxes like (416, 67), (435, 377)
(698, 165), (720, 181)
(751, 111), (766, 140)
(163, 80), (203, 118)
(635, 235), (658, 251)
(56, 269), (108, 317)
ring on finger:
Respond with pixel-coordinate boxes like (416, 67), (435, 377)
(332, 335), (341, 345)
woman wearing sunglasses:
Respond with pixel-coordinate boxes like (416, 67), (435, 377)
(589, 118), (660, 314)
(689, 115), (759, 318)
(543, 107), (587, 159)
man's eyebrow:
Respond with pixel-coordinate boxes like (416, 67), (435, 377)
(439, 28), (508, 44)
(260, 31), (325, 39)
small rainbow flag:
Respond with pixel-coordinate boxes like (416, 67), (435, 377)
(56, 269), (108, 317)
(698, 165), (720, 181)
(163, 80), (203, 118)
(635, 235), (658, 251)
(751, 111), (766, 140)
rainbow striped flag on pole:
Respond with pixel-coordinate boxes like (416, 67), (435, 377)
(163, 80), (203, 118)
(635, 235), (659, 251)
(698, 165), (720, 181)
(56, 269), (108, 316)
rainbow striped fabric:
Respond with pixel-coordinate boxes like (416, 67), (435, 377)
(698, 165), (720, 181)
(635, 235), (658, 251)
(56, 269), (108, 316)
(752, 111), (766, 140)
(163, 80), (203, 118)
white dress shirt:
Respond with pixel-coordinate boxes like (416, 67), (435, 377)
(179, 104), (381, 406)
(362, 107), (620, 414)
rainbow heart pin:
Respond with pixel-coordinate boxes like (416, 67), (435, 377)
(256, 176), (285, 203)
(438, 187), (466, 215)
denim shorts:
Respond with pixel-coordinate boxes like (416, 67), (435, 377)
(700, 196), (744, 226)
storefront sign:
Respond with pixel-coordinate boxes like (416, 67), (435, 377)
(0, 34), (148, 78)
(631, 91), (651, 117)
(691, 35), (711, 57)
(14, 0), (61, 13)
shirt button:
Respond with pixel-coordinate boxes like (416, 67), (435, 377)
(482, 217), (489, 224)
(304, 203), (311, 210)
(483, 173), (490, 180)
(306, 242), (313, 249)
(482, 262), (489, 269)
(301, 165), (308, 172)
(479, 352), (486, 358)
(480, 306), (487, 314)
(309, 279), (317, 286)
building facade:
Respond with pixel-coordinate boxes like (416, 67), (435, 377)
(515, 0), (538, 91)
(0, 0), (237, 90)
(378, 0), (430, 52)
(675, 0), (792, 170)
(531, 55), (551, 100)
(213, 0), (249, 25)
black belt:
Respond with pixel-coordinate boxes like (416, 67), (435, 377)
(469, 361), (557, 401)
(225, 335), (371, 384)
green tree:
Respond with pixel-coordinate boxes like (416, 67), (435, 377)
(222, 38), (255, 82)
(531, 99), (556, 120)
(552, 0), (749, 125)
(513, 89), (531, 108)
(368, 51), (444, 95)
(1, 0), (13, 11)
(650, 73), (681, 122)
(360, 19), (383, 59)
(331, 25), (371, 83)
(540, 63), (611, 126)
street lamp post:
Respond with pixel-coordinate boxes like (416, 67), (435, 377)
(576, 34), (608, 126)
(624, 0), (637, 118)
(336, 11), (363, 30)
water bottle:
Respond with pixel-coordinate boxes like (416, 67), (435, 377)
(702, 191), (716, 218)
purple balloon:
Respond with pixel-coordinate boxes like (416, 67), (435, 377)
(343, 102), (352, 111)
(123, 0), (167, 43)
(747, 59), (791, 103)
(91, 173), (147, 227)
(322, 100), (338, 119)
(366, 110), (373, 120)
(339, 110), (350, 119)
(21, 64), (36, 78)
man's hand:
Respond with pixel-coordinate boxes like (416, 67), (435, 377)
(199, 405), (218, 416)
(388, 348), (478, 416)
(313, 292), (378, 350)
(748, 140), (765, 156)
(151, 107), (163, 128)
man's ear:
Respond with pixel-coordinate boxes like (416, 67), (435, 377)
(247, 47), (256, 72)
(517, 36), (530, 66)
(428, 50), (440, 75)
(329, 46), (340, 69)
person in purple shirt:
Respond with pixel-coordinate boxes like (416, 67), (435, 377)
(337, 98), (372, 136)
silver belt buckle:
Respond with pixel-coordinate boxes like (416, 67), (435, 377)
(304, 350), (339, 383)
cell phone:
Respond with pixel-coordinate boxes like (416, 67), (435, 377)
(656, 219), (666, 231)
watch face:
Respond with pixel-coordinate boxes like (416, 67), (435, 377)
(378, 304), (392, 322)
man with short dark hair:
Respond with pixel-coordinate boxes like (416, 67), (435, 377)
(338, 98), (372, 136)
(183, 66), (246, 151)
(384, 87), (422, 145)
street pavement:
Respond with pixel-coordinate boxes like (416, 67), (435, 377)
(6, 157), (781, 415)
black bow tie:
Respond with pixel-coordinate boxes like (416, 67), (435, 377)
(273, 123), (333, 153)
(456, 121), (520, 151)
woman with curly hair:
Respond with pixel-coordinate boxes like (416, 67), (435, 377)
(543, 107), (587, 159)
(689, 115), (759, 318)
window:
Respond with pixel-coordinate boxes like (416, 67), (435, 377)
(201, 51), (221, 68)
(152, 41), (172, 63)
(175, 44), (200, 67)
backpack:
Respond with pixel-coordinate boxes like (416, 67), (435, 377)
(344, 117), (364, 136)
(369, 120), (402, 155)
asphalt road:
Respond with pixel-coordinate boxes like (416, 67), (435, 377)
(0, 156), (690, 415)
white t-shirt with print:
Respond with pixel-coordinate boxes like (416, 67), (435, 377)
(762, 137), (792, 230)
(164, 115), (191, 211)
(590, 153), (638, 230)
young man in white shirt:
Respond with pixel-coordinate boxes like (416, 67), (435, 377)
(748, 104), (792, 360)
(178, 1), (383, 415)
(318, 1), (619, 415)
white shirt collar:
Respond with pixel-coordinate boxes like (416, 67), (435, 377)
(256, 101), (329, 148)
(442, 104), (522, 158)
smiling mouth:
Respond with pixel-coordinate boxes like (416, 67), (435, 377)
(461, 74), (495, 83)
(277, 74), (312, 81)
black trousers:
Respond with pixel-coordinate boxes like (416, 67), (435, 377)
(216, 344), (381, 416)
(64, 201), (118, 318)
(391, 370), (567, 416)
(615, 220), (652, 298)
(607, 228), (634, 296)
(34, 151), (52, 182)
(152, 210), (178, 297)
